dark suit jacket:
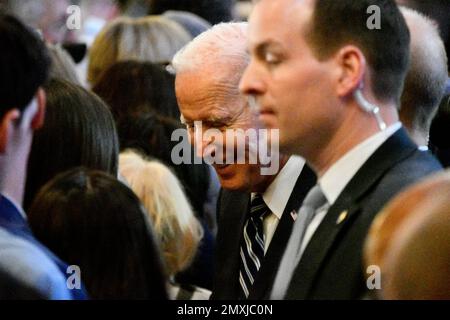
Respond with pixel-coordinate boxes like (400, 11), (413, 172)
(211, 165), (316, 300)
(284, 128), (442, 300)
(0, 268), (44, 300)
(0, 195), (88, 300)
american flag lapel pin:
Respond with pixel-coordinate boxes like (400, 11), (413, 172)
(290, 210), (298, 221)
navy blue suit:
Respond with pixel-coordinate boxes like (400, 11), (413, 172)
(0, 195), (88, 299)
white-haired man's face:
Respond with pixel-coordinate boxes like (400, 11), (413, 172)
(175, 64), (273, 192)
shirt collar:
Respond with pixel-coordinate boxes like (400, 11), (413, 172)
(319, 122), (402, 205)
(261, 156), (305, 219)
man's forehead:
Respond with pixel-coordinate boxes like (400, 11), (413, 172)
(248, 0), (313, 45)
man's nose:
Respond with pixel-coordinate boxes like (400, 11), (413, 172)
(239, 61), (265, 96)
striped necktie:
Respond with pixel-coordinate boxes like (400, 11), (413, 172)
(239, 194), (270, 298)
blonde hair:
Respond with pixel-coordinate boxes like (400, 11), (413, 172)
(119, 150), (203, 276)
(88, 15), (191, 85)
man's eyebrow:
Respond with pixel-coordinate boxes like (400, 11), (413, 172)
(253, 41), (284, 56)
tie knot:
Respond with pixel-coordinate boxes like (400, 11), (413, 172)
(250, 194), (269, 219)
(303, 185), (328, 211)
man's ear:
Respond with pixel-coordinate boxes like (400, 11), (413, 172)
(31, 87), (46, 130)
(335, 45), (366, 98)
(0, 109), (21, 153)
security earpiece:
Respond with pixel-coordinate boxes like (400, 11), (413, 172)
(353, 83), (387, 131)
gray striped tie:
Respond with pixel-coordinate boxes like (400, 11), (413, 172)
(239, 194), (269, 298)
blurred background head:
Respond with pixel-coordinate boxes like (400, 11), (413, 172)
(148, 0), (236, 25)
(365, 170), (450, 299)
(88, 15), (191, 86)
(119, 150), (203, 278)
(93, 60), (180, 121)
(396, 0), (450, 73)
(25, 79), (119, 210)
(382, 193), (450, 300)
(163, 10), (211, 38)
(398, 7), (448, 147)
(28, 167), (168, 299)
(47, 43), (81, 85)
(0, 0), (72, 43)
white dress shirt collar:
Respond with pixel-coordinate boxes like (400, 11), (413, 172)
(319, 123), (402, 205)
(260, 156), (306, 219)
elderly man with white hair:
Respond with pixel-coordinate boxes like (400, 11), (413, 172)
(172, 22), (316, 300)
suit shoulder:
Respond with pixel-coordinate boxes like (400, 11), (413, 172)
(381, 150), (442, 188)
(365, 150), (442, 213)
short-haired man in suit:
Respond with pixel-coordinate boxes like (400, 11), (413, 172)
(172, 22), (316, 299)
(240, 0), (442, 299)
(395, 0), (450, 167)
(0, 14), (87, 299)
(398, 7), (448, 150)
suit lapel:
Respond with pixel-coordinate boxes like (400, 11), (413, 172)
(286, 128), (418, 299)
(250, 165), (316, 299)
(213, 189), (250, 298)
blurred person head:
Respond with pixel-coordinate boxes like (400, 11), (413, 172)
(396, 0), (450, 73)
(76, 0), (121, 46)
(364, 171), (450, 286)
(28, 167), (168, 299)
(1, 0), (72, 43)
(25, 78), (119, 210)
(93, 60), (180, 121)
(149, 0), (235, 25)
(118, 0), (150, 17)
(0, 14), (49, 205)
(119, 150), (203, 277)
(88, 15), (191, 86)
(47, 43), (81, 85)
(372, 170), (450, 299)
(163, 10), (211, 38)
(399, 7), (448, 147)
(173, 22), (286, 192)
(118, 113), (210, 220)
(240, 0), (410, 176)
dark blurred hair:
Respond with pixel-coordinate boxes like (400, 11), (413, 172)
(0, 14), (50, 119)
(93, 60), (181, 121)
(149, 0), (235, 25)
(163, 10), (211, 38)
(28, 168), (168, 300)
(25, 79), (119, 210)
(307, 0), (410, 103)
(119, 113), (209, 220)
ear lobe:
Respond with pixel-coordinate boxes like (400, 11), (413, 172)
(31, 87), (46, 130)
(0, 109), (21, 153)
(336, 46), (366, 98)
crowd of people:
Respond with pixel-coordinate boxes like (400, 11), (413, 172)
(0, 0), (449, 300)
